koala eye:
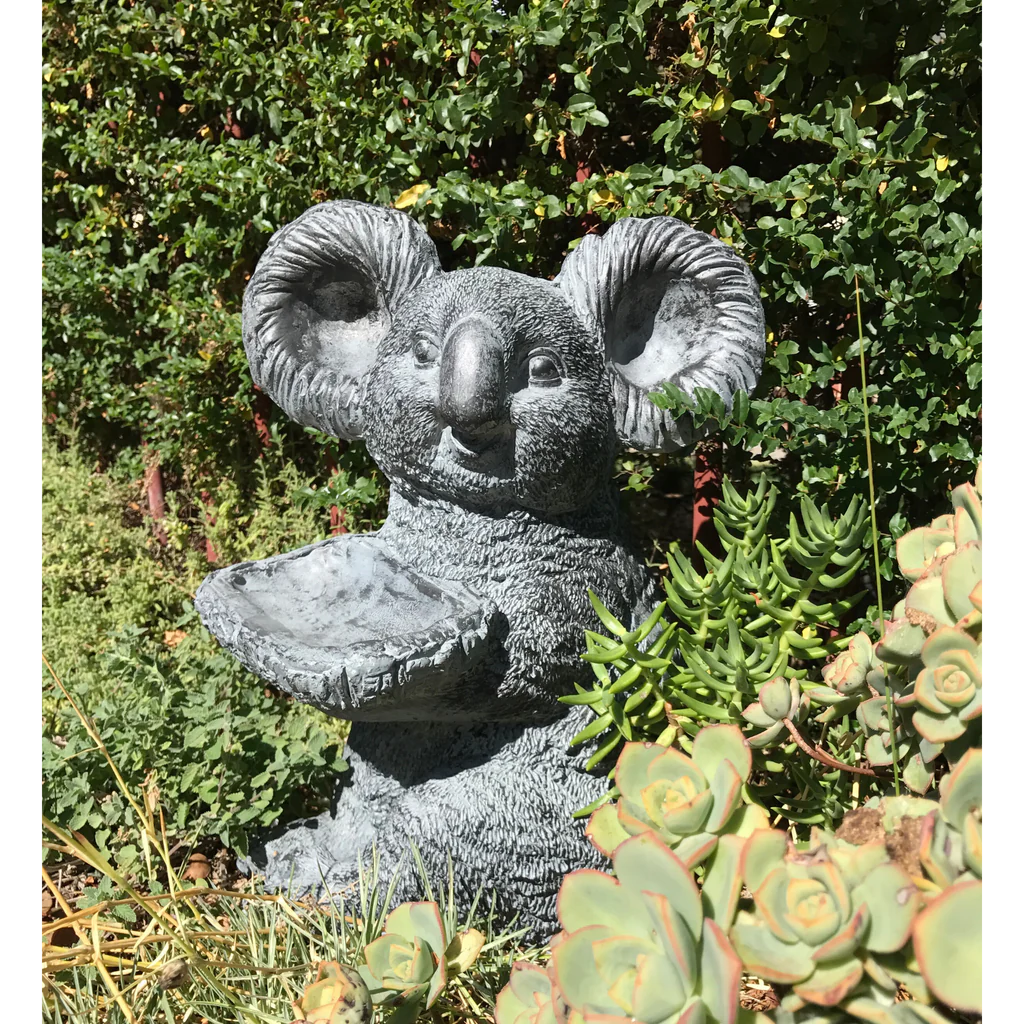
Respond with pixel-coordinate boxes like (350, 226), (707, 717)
(527, 350), (563, 387)
(411, 335), (439, 367)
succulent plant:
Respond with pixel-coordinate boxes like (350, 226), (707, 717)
(894, 627), (981, 752)
(360, 902), (449, 1015)
(911, 878), (981, 1014)
(292, 962), (373, 1024)
(730, 831), (921, 1008)
(837, 464), (984, 795)
(773, 990), (956, 1024)
(585, 725), (768, 866)
(897, 477), (980, 582)
(917, 747), (981, 889)
(739, 676), (811, 749)
(853, 696), (912, 770)
(820, 634), (884, 699)
(550, 831), (743, 1024)
(564, 477), (871, 829)
(494, 962), (565, 1024)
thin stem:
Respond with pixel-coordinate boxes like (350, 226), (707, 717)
(781, 718), (879, 778)
(854, 276), (900, 796)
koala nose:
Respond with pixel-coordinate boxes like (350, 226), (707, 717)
(439, 317), (506, 436)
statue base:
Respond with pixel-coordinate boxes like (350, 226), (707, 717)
(239, 706), (608, 942)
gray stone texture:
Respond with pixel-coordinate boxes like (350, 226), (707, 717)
(194, 200), (764, 940)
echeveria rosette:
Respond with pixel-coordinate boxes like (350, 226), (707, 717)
(586, 725), (768, 866)
(741, 677), (809, 748)
(494, 962), (568, 1024)
(772, 990), (957, 1024)
(918, 747), (981, 889)
(854, 697), (913, 771)
(820, 634), (884, 699)
(899, 541), (981, 638)
(895, 627), (981, 753)
(912, 879), (981, 1015)
(551, 832), (743, 1024)
(912, 755), (982, 1012)
(360, 902), (448, 1014)
(877, 475), (981, 674)
(897, 473), (980, 586)
(292, 961), (373, 1024)
(730, 831), (921, 1008)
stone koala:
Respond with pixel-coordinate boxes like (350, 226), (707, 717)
(195, 200), (764, 939)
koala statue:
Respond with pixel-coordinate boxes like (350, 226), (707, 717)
(195, 200), (764, 940)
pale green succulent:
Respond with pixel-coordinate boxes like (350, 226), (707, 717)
(730, 831), (920, 1008)
(896, 627), (981, 750)
(550, 832), (744, 1024)
(918, 747), (981, 888)
(586, 725), (768, 867)
(494, 962), (564, 1024)
(772, 990), (957, 1023)
(741, 676), (810, 748)
(912, 879), (980, 1015)
(360, 902), (449, 1013)
(820, 633), (884, 698)
(861, 465), (982, 783)
(854, 696), (912, 769)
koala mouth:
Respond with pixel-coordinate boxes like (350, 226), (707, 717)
(443, 425), (510, 467)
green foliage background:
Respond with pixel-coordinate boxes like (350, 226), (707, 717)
(42, 0), (980, 853)
(42, 430), (352, 858)
(43, 0), (980, 557)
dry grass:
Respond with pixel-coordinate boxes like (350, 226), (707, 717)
(41, 656), (537, 1023)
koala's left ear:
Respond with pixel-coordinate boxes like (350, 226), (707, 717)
(555, 217), (765, 452)
(243, 200), (441, 440)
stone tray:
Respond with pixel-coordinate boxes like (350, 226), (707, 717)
(194, 534), (497, 721)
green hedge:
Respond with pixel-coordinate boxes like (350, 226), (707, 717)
(43, 0), (980, 581)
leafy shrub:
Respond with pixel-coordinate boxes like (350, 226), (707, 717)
(42, 430), (355, 859)
(43, 0), (980, 561)
(42, 429), (189, 682)
(44, 623), (348, 860)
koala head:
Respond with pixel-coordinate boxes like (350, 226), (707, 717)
(242, 201), (765, 517)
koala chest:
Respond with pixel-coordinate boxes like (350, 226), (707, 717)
(378, 492), (656, 708)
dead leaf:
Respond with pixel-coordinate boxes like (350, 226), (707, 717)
(182, 854), (211, 881)
(143, 771), (160, 817)
(394, 183), (429, 209)
(445, 928), (486, 975)
(293, 962), (371, 1024)
(42, 890), (54, 918)
(158, 959), (190, 991)
(163, 629), (188, 648)
(48, 923), (77, 947)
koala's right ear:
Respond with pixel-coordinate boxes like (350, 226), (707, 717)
(242, 200), (442, 440)
(555, 217), (765, 452)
